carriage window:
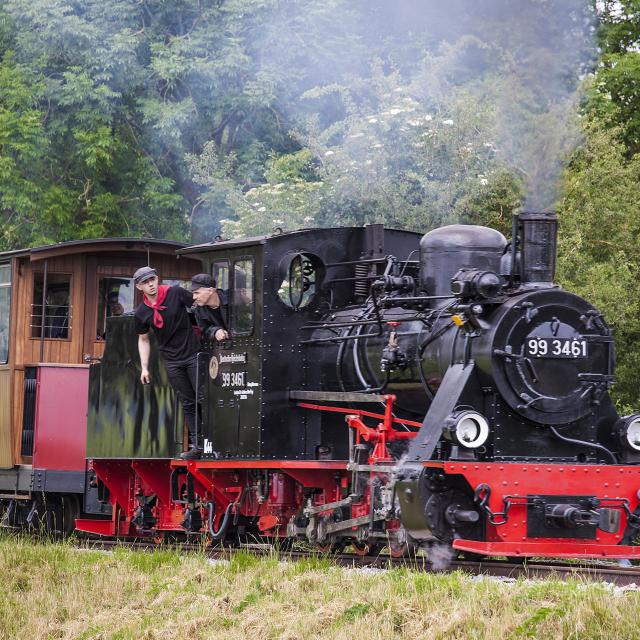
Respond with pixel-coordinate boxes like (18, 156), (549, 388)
(31, 273), (72, 339)
(232, 259), (254, 335)
(0, 265), (11, 364)
(96, 277), (135, 339)
(277, 252), (323, 310)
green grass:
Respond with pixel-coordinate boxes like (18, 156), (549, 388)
(0, 534), (639, 639)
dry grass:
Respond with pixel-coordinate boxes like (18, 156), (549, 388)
(1, 535), (639, 639)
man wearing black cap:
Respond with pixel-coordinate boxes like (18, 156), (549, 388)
(133, 266), (204, 460)
(190, 273), (229, 342)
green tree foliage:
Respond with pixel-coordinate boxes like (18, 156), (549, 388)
(557, 119), (640, 409)
(587, 0), (640, 153)
(0, 0), (594, 247)
(0, 0), (369, 247)
(0, 53), (49, 247)
(219, 61), (524, 238)
(0, 2), (189, 246)
(215, 0), (591, 239)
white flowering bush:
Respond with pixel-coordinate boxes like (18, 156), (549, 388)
(221, 58), (522, 238)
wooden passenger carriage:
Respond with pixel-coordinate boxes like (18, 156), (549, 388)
(0, 238), (200, 530)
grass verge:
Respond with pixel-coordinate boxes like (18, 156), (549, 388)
(1, 534), (639, 639)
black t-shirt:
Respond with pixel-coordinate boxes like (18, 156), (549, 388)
(134, 285), (200, 362)
(194, 294), (228, 341)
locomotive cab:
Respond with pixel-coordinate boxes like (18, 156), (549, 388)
(178, 226), (421, 461)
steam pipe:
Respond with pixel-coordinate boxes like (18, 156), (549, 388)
(510, 213), (518, 288)
(207, 501), (233, 541)
(549, 427), (617, 464)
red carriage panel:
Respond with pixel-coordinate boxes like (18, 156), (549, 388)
(32, 366), (89, 471)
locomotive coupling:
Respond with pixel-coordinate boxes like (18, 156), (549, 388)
(543, 502), (621, 534)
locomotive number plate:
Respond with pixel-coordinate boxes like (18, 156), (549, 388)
(526, 338), (588, 358)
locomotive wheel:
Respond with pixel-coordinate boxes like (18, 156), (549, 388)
(387, 526), (415, 558)
(203, 533), (223, 548)
(272, 538), (294, 553)
(315, 539), (346, 554)
(152, 533), (165, 545)
(352, 541), (384, 556)
(389, 539), (412, 558)
(62, 495), (80, 537)
(351, 541), (371, 556)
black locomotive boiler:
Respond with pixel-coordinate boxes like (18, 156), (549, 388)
(79, 216), (640, 559)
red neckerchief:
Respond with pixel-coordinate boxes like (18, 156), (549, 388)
(143, 284), (170, 329)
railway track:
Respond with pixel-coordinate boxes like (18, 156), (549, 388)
(76, 538), (640, 587)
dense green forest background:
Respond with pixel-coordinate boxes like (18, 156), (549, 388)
(1, 0), (640, 406)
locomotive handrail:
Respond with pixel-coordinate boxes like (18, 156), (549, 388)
(296, 400), (421, 429)
(300, 319), (381, 330)
(324, 256), (401, 267)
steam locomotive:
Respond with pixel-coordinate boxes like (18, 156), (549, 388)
(72, 215), (640, 558)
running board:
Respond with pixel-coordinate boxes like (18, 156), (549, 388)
(453, 539), (640, 559)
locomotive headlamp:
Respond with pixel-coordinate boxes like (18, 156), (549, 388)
(449, 411), (490, 449)
(618, 415), (640, 452)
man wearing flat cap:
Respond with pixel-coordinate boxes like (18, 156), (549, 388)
(190, 273), (229, 343)
(133, 266), (205, 459)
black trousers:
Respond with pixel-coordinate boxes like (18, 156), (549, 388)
(165, 352), (204, 446)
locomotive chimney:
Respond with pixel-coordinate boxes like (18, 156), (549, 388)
(519, 212), (558, 284)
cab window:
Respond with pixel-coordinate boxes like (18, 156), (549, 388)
(213, 260), (230, 326)
(232, 259), (254, 335)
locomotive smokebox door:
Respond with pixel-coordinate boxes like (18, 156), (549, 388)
(480, 289), (614, 426)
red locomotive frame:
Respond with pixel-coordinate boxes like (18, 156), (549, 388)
(77, 395), (640, 558)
